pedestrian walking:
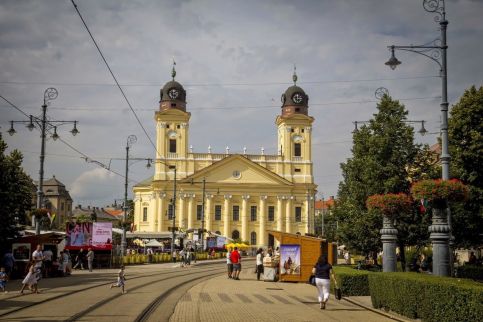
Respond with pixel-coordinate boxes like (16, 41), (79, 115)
(179, 249), (186, 267)
(86, 248), (94, 272)
(256, 248), (264, 281)
(110, 265), (126, 294)
(172, 249), (177, 263)
(43, 247), (53, 277)
(226, 248), (233, 279)
(2, 250), (15, 279)
(0, 267), (8, 293)
(312, 255), (337, 310)
(20, 261), (39, 294)
(231, 247), (241, 280)
(32, 244), (43, 284)
(73, 248), (85, 270)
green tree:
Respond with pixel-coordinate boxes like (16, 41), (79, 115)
(334, 95), (432, 267)
(0, 133), (35, 253)
(448, 85), (483, 248)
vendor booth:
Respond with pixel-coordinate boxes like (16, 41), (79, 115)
(266, 230), (336, 283)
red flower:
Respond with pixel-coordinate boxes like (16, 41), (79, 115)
(366, 193), (413, 217)
(411, 179), (469, 207)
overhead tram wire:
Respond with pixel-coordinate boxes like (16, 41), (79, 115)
(0, 95), (442, 112)
(0, 75), (440, 88)
(71, 0), (158, 156)
(0, 94), (132, 182)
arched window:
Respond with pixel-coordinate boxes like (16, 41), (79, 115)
(232, 230), (240, 240)
(250, 231), (257, 245)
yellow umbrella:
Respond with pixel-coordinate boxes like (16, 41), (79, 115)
(226, 243), (236, 249)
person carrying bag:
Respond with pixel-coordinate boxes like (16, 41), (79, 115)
(311, 255), (338, 309)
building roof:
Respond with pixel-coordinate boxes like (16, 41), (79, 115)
(315, 197), (335, 210)
(71, 206), (119, 221)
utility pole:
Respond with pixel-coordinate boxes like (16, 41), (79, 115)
(170, 167), (177, 257)
(199, 178), (206, 250)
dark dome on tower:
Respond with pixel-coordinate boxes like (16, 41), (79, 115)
(159, 64), (187, 112)
(280, 79), (309, 116)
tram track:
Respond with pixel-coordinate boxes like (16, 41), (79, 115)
(0, 260), (225, 320)
(65, 266), (226, 322)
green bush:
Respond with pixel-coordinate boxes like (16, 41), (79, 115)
(368, 272), (483, 322)
(333, 266), (371, 296)
(457, 265), (483, 281)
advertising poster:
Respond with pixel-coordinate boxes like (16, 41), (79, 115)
(92, 222), (113, 250)
(12, 243), (31, 261)
(280, 244), (301, 275)
(66, 222), (92, 250)
(216, 237), (226, 248)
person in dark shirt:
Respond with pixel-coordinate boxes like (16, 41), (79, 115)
(312, 255), (337, 310)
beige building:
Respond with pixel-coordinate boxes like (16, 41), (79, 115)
(133, 70), (317, 247)
(33, 176), (73, 227)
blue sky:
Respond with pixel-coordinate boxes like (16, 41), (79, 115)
(1, 0), (482, 206)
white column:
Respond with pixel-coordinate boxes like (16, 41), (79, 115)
(259, 195), (267, 246)
(303, 198), (310, 235)
(223, 195), (232, 238)
(178, 195), (186, 229)
(187, 194), (195, 230)
(276, 196), (285, 232)
(285, 196), (293, 234)
(241, 194), (250, 242)
(205, 194), (213, 232)
(158, 193), (166, 232)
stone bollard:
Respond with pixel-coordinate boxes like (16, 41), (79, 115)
(429, 206), (450, 276)
(380, 216), (398, 272)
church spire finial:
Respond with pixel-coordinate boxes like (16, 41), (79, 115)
(292, 64), (298, 85)
(171, 58), (177, 81)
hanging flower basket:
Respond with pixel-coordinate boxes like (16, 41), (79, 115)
(30, 208), (49, 219)
(366, 193), (412, 217)
(411, 179), (469, 209)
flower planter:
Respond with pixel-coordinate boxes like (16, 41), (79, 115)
(411, 179), (468, 277)
(367, 193), (411, 273)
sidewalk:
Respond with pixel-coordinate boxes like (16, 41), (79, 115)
(170, 267), (414, 322)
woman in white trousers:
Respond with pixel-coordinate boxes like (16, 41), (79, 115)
(312, 255), (337, 309)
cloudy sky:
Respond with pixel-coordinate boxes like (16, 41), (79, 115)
(1, 0), (482, 207)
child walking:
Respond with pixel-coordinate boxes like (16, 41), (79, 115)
(20, 261), (39, 294)
(0, 267), (8, 293)
(110, 265), (126, 294)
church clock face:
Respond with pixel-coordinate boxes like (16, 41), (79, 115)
(168, 130), (177, 139)
(292, 93), (303, 104)
(168, 88), (179, 99)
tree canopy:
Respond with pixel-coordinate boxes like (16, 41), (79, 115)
(448, 85), (483, 248)
(334, 95), (435, 256)
(0, 133), (35, 252)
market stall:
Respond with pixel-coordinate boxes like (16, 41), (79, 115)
(266, 230), (336, 283)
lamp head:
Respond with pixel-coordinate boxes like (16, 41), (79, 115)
(27, 115), (35, 131)
(8, 121), (16, 136)
(52, 126), (59, 141)
(385, 46), (401, 70)
(71, 121), (79, 136)
(418, 121), (428, 136)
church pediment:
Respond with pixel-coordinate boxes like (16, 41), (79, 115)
(180, 155), (293, 186)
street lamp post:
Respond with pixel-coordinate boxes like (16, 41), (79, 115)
(122, 135), (137, 257)
(8, 88), (79, 235)
(384, 0), (449, 179)
(385, 0), (452, 276)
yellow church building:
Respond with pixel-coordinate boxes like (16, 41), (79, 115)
(133, 69), (317, 247)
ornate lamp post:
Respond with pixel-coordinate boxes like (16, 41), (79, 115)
(9, 88), (79, 235)
(385, 0), (453, 276)
(384, 0), (449, 180)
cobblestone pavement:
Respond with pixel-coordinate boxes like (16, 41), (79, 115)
(170, 266), (410, 322)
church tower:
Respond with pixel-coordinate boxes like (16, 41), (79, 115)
(276, 67), (314, 183)
(154, 64), (191, 180)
